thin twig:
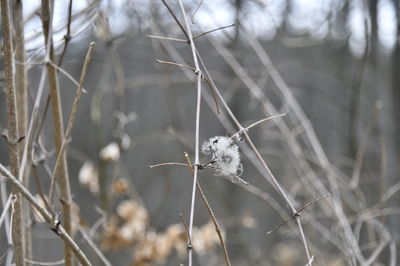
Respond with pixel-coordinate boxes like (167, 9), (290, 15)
(177, 2), (202, 265)
(190, 0), (203, 24)
(14, 59), (88, 93)
(147, 35), (187, 43)
(156, 59), (196, 72)
(48, 42), (96, 205)
(58, 0), (73, 66)
(184, 153), (231, 266)
(32, 166), (52, 213)
(0, 194), (14, 229)
(267, 194), (330, 234)
(161, 0), (188, 39)
(350, 103), (379, 189)
(149, 162), (188, 168)
(25, 259), (65, 266)
(305, 255), (315, 266)
(230, 112), (288, 140)
(1, 182), (14, 265)
(48, 61), (88, 93)
(77, 226), (112, 266)
(0, 163), (92, 266)
(156, 59), (220, 113)
(179, 213), (192, 250)
(193, 24), (235, 40)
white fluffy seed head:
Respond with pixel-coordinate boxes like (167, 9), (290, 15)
(201, 136), (242, 176)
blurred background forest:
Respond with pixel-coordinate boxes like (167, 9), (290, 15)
(0, 0), (399, 265)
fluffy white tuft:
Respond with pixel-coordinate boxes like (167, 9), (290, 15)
(201, 136), (242, 177)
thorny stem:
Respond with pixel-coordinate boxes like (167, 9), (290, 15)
(0, 164), (92, 266)
(1, 0), (26, 264)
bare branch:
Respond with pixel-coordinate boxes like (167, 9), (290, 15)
(184, 153), (231, 266)
(48, 42), (96, 205)
(230, 112), (288, 140)
(193, 24), (235, 40)
(177, 2), (203, 265)
(149, 162), (188, 168)
(147, 34), (187, 43)
(156, 59), (196, 72)
(0, 194), (14, 229)
(267, 194), (330, 235)
(57, 0), (74, 66)
(0, 164), (92, 266)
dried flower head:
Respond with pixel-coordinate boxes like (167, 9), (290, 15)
(99, 142), (120, 161)
(78, 161), (99, 194)
(201, 136), (244, 180)
(117, 200), (148, 223)
(113, 178), (129, 194)
(101, 200), (149, 251)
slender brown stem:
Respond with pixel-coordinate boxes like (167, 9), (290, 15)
(156, 59), (196, 72)
(0, 164), (92, 266)
(40, 1), (73, 264)
(229, 112), (288, 140)
(193, 23), (235, 40)
(179, 213), (192, 249)
(190, 0), (203, 24)
(0, 195), (13, 229)
(267, 194), (330, 234)
(77, 226), (112, 266)
(48, 42), (96, 205)
(184, 153), (231, 266)
(13, 0), (31, 259)
(147, 35), (187, 43)
(149, 162), (188, 168)
(1, 0), (26, 264)
(58, 0), (73, 66)
(32, 166), (52, 213)
(156, 58), (220, 114)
